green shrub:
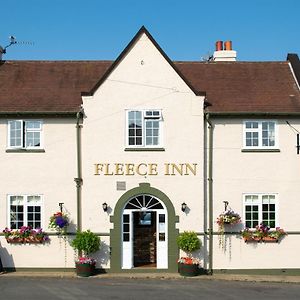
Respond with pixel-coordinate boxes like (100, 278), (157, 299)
(71, 230), (100, 256)
(177, 231), (201, 253)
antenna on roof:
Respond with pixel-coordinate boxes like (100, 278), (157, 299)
(0, 35), (34, 60)
(201, 51), (213, 62)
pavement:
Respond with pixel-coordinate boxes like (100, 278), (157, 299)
(1, 271), (300, 283)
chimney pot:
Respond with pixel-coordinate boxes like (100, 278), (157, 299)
(215, 41), (223, 51)
(224, 41), (232, 51)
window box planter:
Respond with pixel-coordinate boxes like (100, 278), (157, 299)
(6, 238), (24, 244)
(243, 237), (261, 243)
(262, 236), (278, 243)
(6, 237), (46, 244)
(3, 227), (49, 244)
(241, 223), (285, 243)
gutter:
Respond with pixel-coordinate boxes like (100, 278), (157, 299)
(74, 109), (83, 232)
(206, 112), (300, 117)
(205, 113), (214, 275)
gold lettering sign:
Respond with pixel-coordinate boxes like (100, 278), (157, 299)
(94, 163), (197, 176)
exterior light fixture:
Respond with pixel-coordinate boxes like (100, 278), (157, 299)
(58, 202), (64, 213)
(102, 202), (108, 212)
(181, 202), (187, 212)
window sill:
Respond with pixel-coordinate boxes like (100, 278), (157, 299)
(241, 149), (280, 153)
(124, 147), (165, 152)
(6, 148), (45, 153)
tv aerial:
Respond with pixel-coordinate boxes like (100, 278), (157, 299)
(0, 36), (34, 58)
(201, 51), (213, 62)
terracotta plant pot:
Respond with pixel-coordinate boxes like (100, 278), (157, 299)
(262, 237), (278, 243)
(243, 237), (261, 242)
(6, 238), (24, 244)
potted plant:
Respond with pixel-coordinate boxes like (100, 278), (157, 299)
(176, 231), (203, 276)
(71, 230), (100, 277)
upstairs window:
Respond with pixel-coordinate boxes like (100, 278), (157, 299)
(126, 110), (162, 147)
(8, 120), (43, 149)
(243, 121), (277, 149)
(8, 195), (42, 229)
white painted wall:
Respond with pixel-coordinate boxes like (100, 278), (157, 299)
(0, 118), (78, 268)
(81, 33), (204, 267)
(211, 118), (300, 269)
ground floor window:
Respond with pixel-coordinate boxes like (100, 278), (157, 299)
(243, 194), (277, 228)
(8, 195), (42, 229)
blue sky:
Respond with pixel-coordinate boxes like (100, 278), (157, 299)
(1, 0), (299, 61)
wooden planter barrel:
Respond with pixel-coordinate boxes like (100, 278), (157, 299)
(178, 263), (201, 277)
(75, 262), (96, 277)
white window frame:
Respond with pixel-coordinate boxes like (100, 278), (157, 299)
(7, 194), (44, 229)
(243, 193), (278, 229)
(125, 109), (163, 148)
(243, 120), (278, 149)
(7, 120), (43, 149)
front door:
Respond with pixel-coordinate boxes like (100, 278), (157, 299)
(133, 211), (156, 267)
(121, 194), (168, 269)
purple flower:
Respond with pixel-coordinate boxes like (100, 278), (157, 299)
(55, 216), (68, 228)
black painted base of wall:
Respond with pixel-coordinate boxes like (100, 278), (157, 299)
(4, 267), (300, 276)
(214, 269), (300, 276)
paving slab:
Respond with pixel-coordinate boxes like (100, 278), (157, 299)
(1, 271), (300, 283)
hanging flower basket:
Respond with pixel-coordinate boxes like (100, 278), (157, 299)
(217, 209), (241, 227)
(49, 212), (69, 234)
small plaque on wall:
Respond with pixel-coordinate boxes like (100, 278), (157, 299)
(116, 181), (126, 191)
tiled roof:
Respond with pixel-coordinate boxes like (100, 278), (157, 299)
(0, 59), (300, 114)
(0, 60), (112, 113)
(175, 61), (300, 114)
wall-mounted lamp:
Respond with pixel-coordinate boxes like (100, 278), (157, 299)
(59, 202), (64, 213)
(181, 202), (187, 212)
(102, 202), (108, 212)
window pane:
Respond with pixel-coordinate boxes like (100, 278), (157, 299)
(26, 131), (40, 147)
(245, 221), (251, 228)
(146, 137), (152, 145)
(159, 214), (165, 223)
(269, 221), (275, 228)
(127, 111), (143, 146)
(123, 233), (129, 242)
(9, 121), (22, 148)
(123, 214), (129, 223)
(26, 121), (41, 129)
(123, 224), (129, 232)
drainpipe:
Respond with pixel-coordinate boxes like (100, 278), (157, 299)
(74, 109), (83, 233)
(205, 113), (214, 275)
